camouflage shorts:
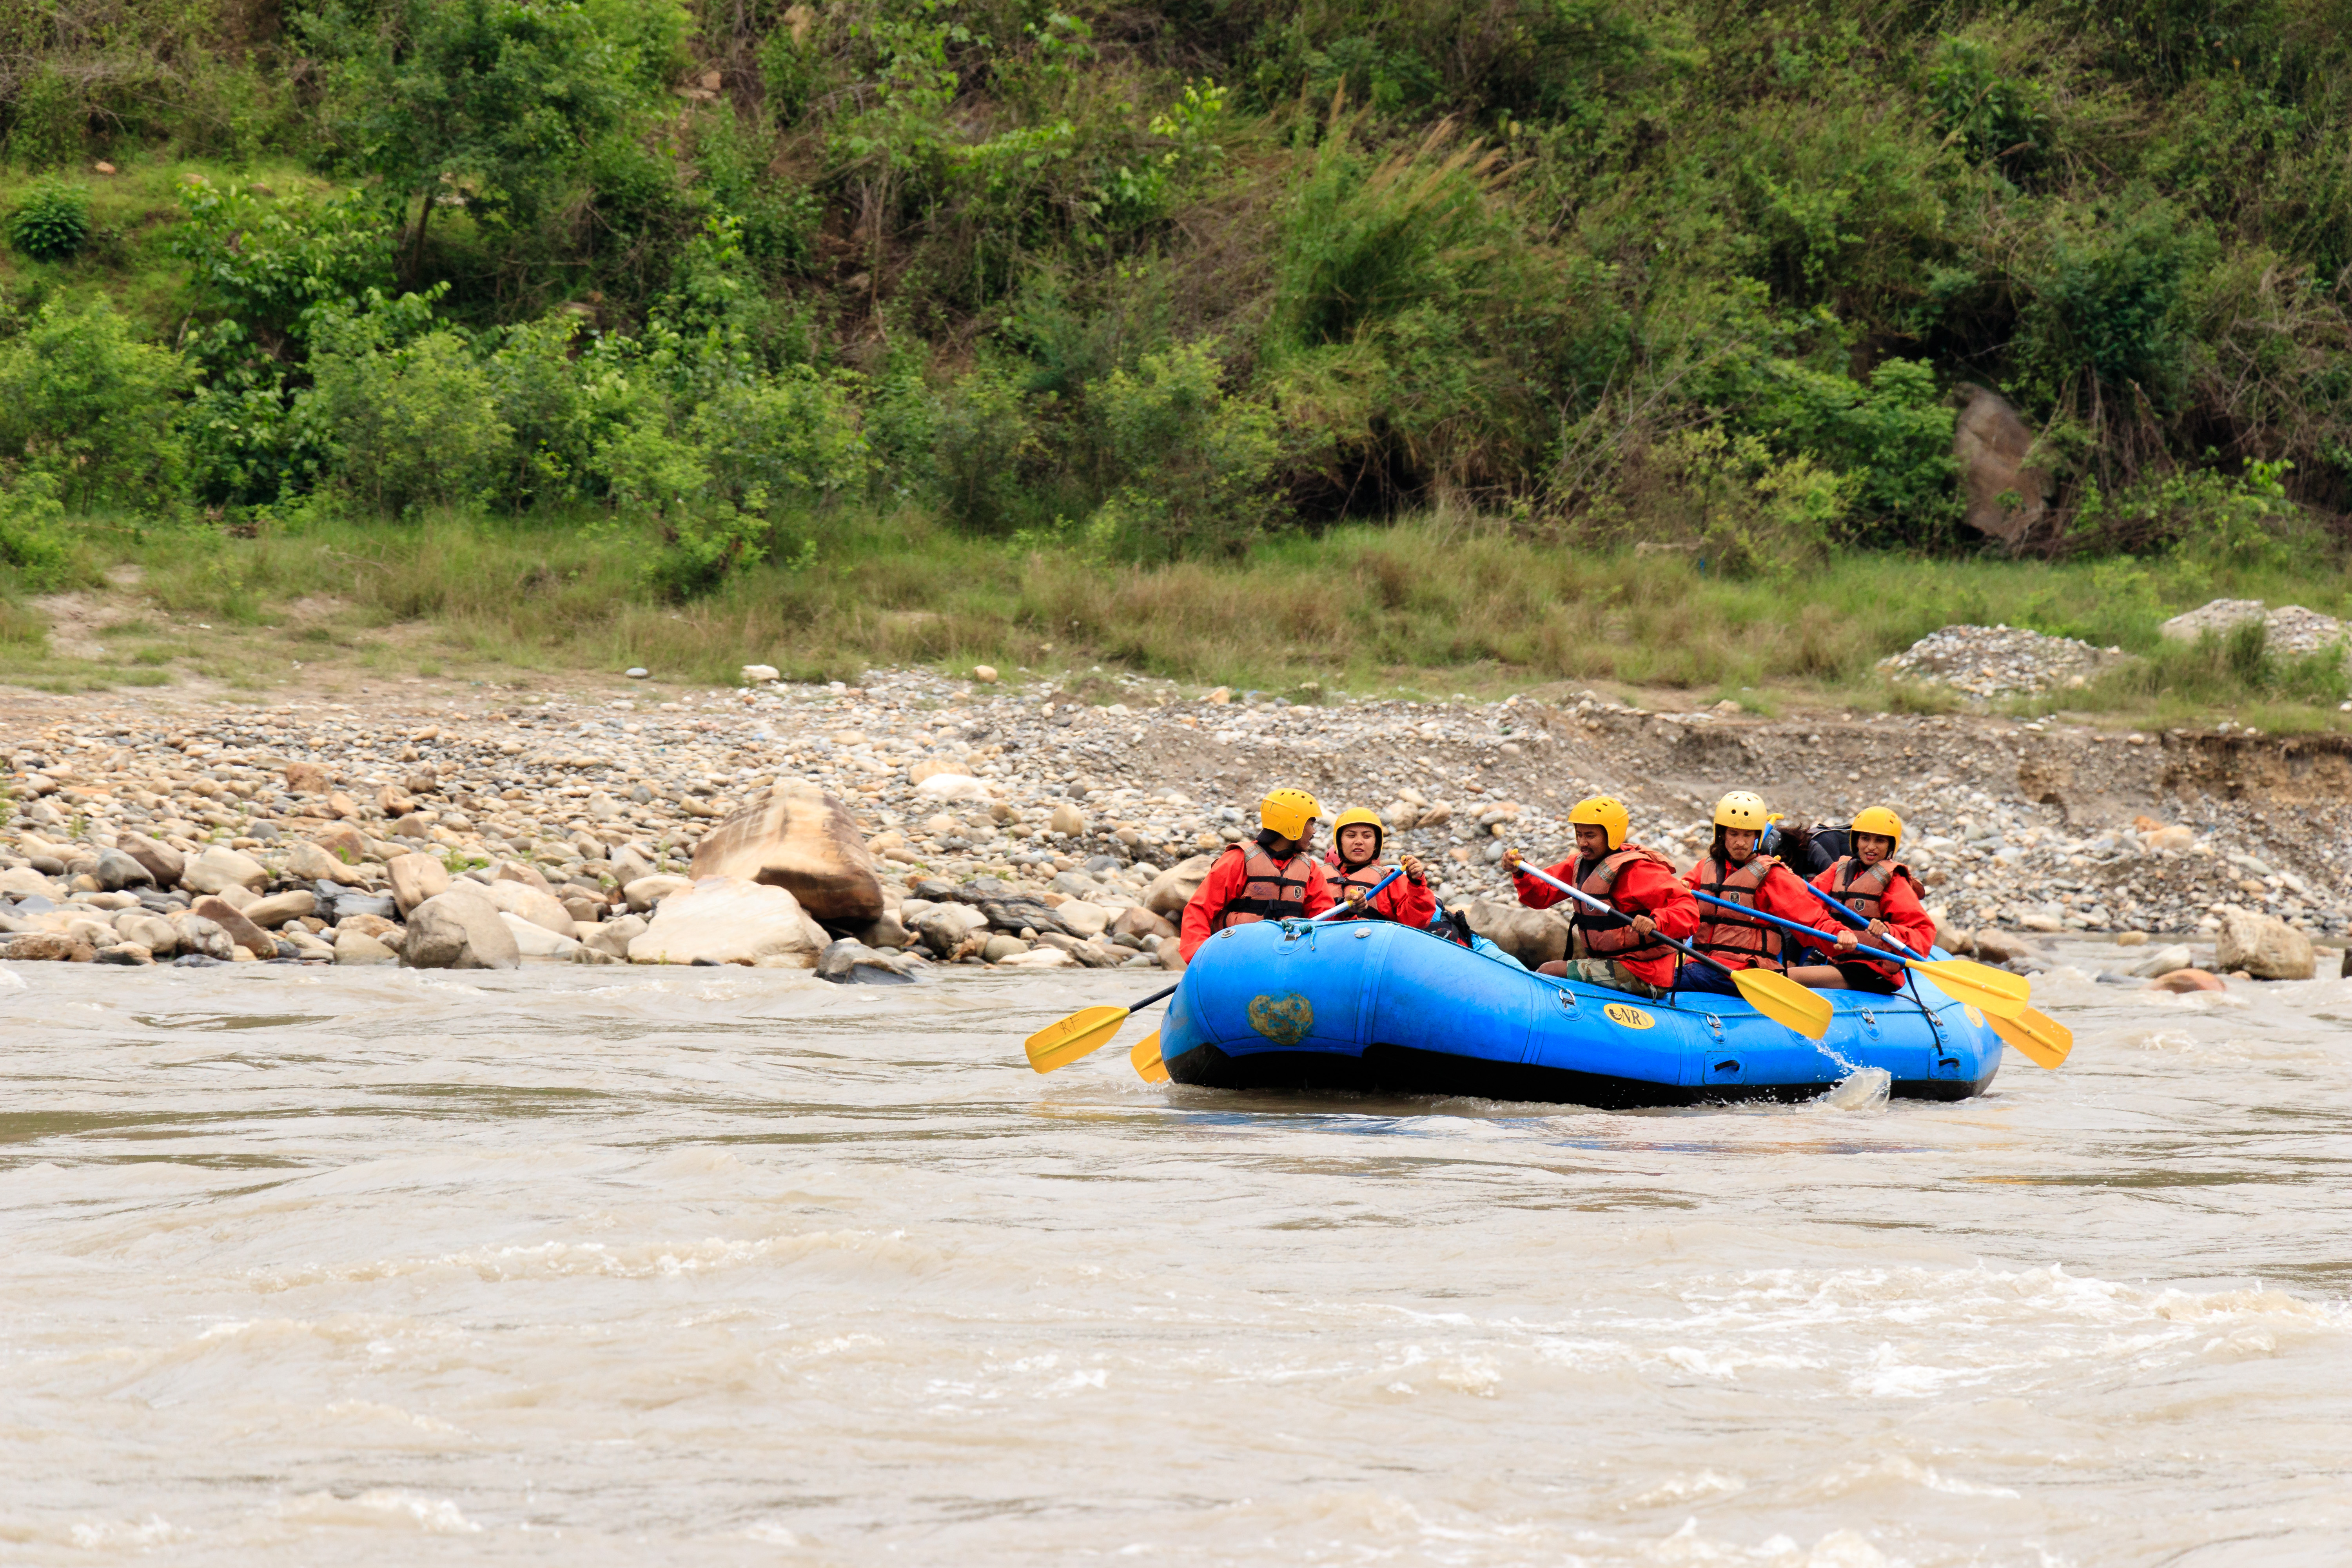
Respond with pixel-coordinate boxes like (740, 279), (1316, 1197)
(1561, 958), (1669, 1000)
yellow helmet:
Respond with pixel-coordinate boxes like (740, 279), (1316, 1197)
(1330, 805), (1384, 857)
(1567, 794), (1631, 851)
(1713, 790), (1772, 831)
(1259, 787), (1325, 841)
(1850, 805), (1904, 845)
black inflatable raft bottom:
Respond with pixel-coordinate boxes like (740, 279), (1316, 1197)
(1164, 1041), (1994, 1109)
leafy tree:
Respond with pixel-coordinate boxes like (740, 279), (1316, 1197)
(311, 0), (684, 283)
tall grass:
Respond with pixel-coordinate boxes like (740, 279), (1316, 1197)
(9, 508), (2342, 720)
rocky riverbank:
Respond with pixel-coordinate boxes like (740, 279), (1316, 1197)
(4, 660), (2347, 981)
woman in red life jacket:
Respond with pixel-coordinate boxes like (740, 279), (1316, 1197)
(1809, 806), (1936, 994)
(1499, 794), (1698, 999)
(1321, 806), (1435, 926)
(1178, 787), (1336, 962)
(1679, 790), (1856, 993)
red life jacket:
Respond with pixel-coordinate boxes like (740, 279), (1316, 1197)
(1572, 848), (1673, 965)
(1210, 843), (1317, 929)
(1693, 853), (1785, 969)
(1829, 856), (1918, 923)
(1326, 858), (1397, 919)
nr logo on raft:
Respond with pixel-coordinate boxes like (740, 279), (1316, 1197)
(1602, 1002), (1655, 1030)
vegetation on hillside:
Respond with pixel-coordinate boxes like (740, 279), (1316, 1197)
(0, 0), (2350, 639)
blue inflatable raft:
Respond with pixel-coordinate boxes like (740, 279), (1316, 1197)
(1159, 917), (2003, 1108)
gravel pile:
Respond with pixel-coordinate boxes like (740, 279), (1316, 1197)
(1877, 624), (2130, 697)
(2158, 598), (2351, 663)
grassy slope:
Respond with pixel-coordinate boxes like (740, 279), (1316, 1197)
(7, 506), (2346, 731)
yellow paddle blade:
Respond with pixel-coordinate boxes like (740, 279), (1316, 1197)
(1025, 1005), (1131, 1073)
(1729, 965), (1834, 1040)
(1911, 959), (2030, 1020)
(1129, 1031), (1168, 1083)
(1988, 1006), (2071, 1070)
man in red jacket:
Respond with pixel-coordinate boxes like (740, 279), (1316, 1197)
(1500, 795), (1698, 999)
(1809, 806), (1936, 993)
(1322, 806), (1436, 927)
(1178, 787), (1335, 962)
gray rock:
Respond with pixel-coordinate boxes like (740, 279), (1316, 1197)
(92, 848), (153, 891)
(180, 846), (269, 896)
(167, 913), (236, 962)
(982, 934), (1030, 962)
(855, 914), (911, 949)
(334, 931), (399, 965)
(581, 914), (646, 960)
(116, 831), (183, 888)
(1144, 855), (1218, 918)
(2214, 908), (2315, 980)
(2127, 943), (2195, 979)
(401, 889), (521, 970)
(816, 938), (918, 984)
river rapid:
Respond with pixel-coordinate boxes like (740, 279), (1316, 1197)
(4, 954), (2349, 1567)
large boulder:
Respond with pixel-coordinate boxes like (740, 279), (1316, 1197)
(386, 853), (451, 916)
(167, 911), (237, 962)
(2214, 908), (2315, 980)
(334, 931), (399, 965)
(499, 910), (581, 958)
(909, 902), (986, 954)
(1145, 854), (1220, 919)
(92, 848), (153, 891)
(1952, 384), (2049, 548)
(624, 874), (693, 913)
(628, 877), (825, 967)
(816, 938), (918, 984)
(116, 831), (184, 889)
(283, 840), (367, 886)
(180, 846), (269, 896)
(480, 878), (575, 936)
(401, 889), (521, 970)
(1054, 899), (1110, 939)
(581, 913), (647, 960)
(0, 865), (60, 900)
(112, 909), (178, 955)
(191, 895), (274, 958)
(243, 889), (317, 929)
(1461, 900), (1572, 967)
(690, 782), (884, 924)
(1113, 904), (1179, 942)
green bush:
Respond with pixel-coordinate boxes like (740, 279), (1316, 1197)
(934, 363), (1048, 533)
(0, 473), (72, 589)
(7, 179), (91, 262)
(0, 296), (189, 510)
(693, 367), (869, 512)
(306, 307), (512, 514)
(1091, 339), (1279, 559)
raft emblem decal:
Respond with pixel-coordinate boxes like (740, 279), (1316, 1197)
(1248, 992), (1314, 1047)
(1963, 1004), (1985, 1027)
(1602, 1002), (1655, 1030)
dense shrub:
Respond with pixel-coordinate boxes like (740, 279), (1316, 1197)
(0, 297), (189, 510)
(6, 179), (90, 261)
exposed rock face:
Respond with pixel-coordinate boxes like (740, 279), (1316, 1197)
(2213, 907), (2315, 980)
(816, 938), (918, 984)
(628, 876), (825, 967)
(1952, 385), (2047, 548)
(623, 875), (691, 912)
(690, 782), (885, 924)
(402, 889), (521, 970)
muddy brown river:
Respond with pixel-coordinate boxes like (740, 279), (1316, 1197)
(3, 954), (2348, 1564)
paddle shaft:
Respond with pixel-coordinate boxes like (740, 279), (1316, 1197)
(1690, 890), (1911, 966)
(1797, 877), (1931, 961)
(1511, 859), (1736, 980)
(1802, 879), (2066, 1064)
